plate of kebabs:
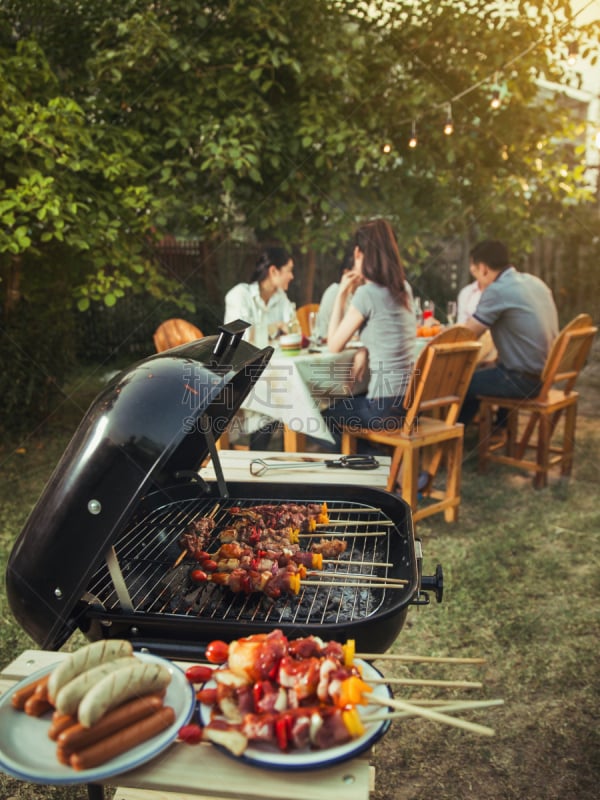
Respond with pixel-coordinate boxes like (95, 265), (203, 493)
(0, 643), (195, 785)
(195, 630), (393, 770)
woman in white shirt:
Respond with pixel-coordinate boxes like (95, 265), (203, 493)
(223, 246), (295, 449)
(224, 246), (295, 342)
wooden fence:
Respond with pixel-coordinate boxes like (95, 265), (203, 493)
(76, 235), (599, 363)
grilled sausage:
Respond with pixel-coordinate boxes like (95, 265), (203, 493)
(70, 706), (176, 770)
(11, 675), (49, 710)
(47, 640), (134, 703)
(54, 656), (136, 715)
(77, 661), (172, 728)
(58, 693), (165, 753)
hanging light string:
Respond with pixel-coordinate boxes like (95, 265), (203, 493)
(389, 0), (598, 135)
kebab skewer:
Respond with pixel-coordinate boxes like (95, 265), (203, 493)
(191, 630), (498, 756)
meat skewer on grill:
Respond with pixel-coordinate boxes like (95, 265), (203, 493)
(173, 503), (220, 568)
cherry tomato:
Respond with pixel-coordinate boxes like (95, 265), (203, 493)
(178, 723), (203, 744)
(205, 640), (229, 664)
(190, 569), (208, 583)
(196, 687), (218, 705)
(194, 549), (210, 562)
(184, 665), (213, 684)
(202, 559), (218, 573)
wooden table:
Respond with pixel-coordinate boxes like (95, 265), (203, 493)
(0, 650), (375, 800)
(201, 448), (392, 489)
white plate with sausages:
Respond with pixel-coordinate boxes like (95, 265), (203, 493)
(198, 658), (392, 770)
(0, 652), (195, 785)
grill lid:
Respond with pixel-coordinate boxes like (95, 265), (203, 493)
(6, 320), (272, 648)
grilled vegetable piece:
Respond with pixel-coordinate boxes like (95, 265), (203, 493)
(47, 640), (134, 703)
(77, 661), (172, 728)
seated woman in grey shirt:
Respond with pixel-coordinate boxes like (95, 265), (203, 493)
(323, 218), (417, 448)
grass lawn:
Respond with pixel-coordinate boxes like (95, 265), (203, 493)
(1, 356), (599, 800)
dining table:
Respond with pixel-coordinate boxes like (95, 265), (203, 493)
(239, 344), (370, 452)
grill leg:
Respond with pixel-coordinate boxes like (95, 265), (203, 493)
(87, 784), (105, 800)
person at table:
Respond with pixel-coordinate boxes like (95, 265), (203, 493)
(456, 265), (497, 365)
(315, 244), (359, 341)
(322, 218), (417, 447)
(458, 239), (558, 425)
(224, 246), (295, 341)
(224, 245), (295, 449)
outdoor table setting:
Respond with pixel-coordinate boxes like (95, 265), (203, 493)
(240, 340), (370, 451)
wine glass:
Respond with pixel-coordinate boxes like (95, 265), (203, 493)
(308, 310), (319, 346)
(446, 301), (457, 326)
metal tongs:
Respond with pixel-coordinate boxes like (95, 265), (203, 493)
(249, 455), (379, 477)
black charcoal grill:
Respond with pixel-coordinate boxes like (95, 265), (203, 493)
(6, 321), (442, 660)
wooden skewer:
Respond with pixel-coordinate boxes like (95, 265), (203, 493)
(366, 694), (495, 737)
(308, 571), (408, 585)
(325, 507), (381, 513)
(369, 677), (483, 689)
(356, 653), (487, 665)
(324, 559), (393, 568)
(301, 580), (405, 590)
(300, 531), (385, 538)
(362, 698), (504, 723)
(172, 503), (221, 568)
(315, 520), (394, 527)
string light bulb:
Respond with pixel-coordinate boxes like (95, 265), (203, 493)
(408, 120), (418, 148)
(443, 103), (454, 136)
(490, 74), (501, 109)
(567, 42), (578, 65)
(382, 142), (392, 154)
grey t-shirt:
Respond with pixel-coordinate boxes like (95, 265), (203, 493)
(473, 267), (558, 374)
(351, 281), (416, 399)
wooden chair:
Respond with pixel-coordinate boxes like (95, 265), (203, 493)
(341, 327), (481, 524)
(296, 303), (320, 338)
(153, 318), (204, 352)
(477, 313), (597, 488)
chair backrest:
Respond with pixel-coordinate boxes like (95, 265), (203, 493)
(537, 313), (597, 400)
(296, 303), (320, 338)
(403, 326), (482, 430)
(153, 318), (204, 352)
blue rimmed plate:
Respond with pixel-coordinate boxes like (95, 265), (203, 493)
(0, 652), (195, 785)
(198, 658), (392, 771)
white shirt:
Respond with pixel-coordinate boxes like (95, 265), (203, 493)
(457, 280), (482, 323)
(224, 282), (294, 333)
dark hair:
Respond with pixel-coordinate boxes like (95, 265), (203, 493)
(251, 246), (291, 283)
(337, 241), (355, 279)
(354, 219), (408, 307)
(470, 240), (510, 271)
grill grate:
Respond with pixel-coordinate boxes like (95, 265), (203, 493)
(85, 496), (413, 627)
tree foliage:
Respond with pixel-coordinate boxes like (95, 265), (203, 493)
(0, 0), (598, 314)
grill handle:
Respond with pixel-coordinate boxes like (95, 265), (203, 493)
(213, 319), (250, 358)
(412, 538), (443, 605)
(420, 564), (444, 603)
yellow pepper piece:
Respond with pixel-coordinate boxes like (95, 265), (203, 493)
(343, 639), (356, 667)
(337, 676), (373, 707)
(308, 518), (316, 532)
(317, 502), (329, 524)
(312, 552), (323, 570)
(288, 573), (301, 594)
(289, 528), (300, 543)
(342, 708), (366, 738)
